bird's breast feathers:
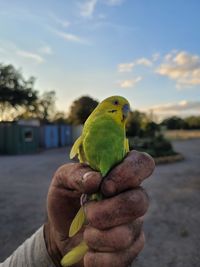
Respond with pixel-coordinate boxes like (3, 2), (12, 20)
(82, 117), (125, 175)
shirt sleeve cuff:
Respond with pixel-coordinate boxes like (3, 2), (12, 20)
(1, 226), (56, 267)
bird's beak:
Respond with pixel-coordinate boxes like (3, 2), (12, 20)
(122, 103), (130, 120)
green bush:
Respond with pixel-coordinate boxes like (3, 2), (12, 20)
(126, 109), (177, 158)
(129, 134), (177, 158)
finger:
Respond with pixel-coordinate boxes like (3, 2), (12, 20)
(47, 163), (102, 234)
(51, 163), (102, 196)
(101, 150), (155, 197)
(84, 231), (145, 267)
(85, 187), (149, 230)
(84, 218), (143, 252)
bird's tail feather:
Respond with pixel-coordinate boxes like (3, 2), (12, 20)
(69, 206), (86, 237)
(61, 241), (88, 267)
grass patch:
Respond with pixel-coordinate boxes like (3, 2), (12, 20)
(164, 130), (200, 140)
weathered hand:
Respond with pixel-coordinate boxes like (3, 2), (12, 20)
(44, 162), (102, 266)
(44, 150), (155, 267)
(83, 150), (154, 267)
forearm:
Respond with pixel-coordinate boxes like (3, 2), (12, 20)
(0, 226), (55, 267)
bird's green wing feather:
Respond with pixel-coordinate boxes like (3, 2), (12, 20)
(69, 206), (86, 237)
(70, 136), (82, 159)
(69, 136), (86, 163)
(61, 241), (88, 267)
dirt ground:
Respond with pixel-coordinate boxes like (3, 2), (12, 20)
(0, 139), (200, 266)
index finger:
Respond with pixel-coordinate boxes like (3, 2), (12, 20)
(101, 150), (155, 197)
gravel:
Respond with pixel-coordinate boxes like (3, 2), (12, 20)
(133, 139), (200, 267)
(0, 139), (200, 266)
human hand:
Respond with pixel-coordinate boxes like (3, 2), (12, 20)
(44, 150), (155, 267)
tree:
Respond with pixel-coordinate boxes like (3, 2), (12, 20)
(126, 110), (149, 137)
(17, 90), (56, 123)
(52, 111), (69, 124)
(37, 91), (56, 122)
(68, 96), (99, 125)
(0, 64), (38, 121)
(143, 121), (160, 137)
(184, 116), (200, 129)
(161, 116), (186, 129)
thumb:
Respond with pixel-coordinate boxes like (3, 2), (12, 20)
(52, 163), (102, 195)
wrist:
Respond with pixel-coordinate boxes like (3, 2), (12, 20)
(44, 222), (62, 267)
(44, 222), (85, 267)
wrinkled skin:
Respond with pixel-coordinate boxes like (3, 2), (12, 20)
(44, 150), (155, 267)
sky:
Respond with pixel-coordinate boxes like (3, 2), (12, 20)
(0, 0), (200, 119)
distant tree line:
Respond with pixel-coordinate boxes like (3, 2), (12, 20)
(0, 63), (99, 124)
(1, 63), (200, 130)
(0, 63), (64, 122)
(161, 116), (200, 130)
(1, 62), (190, 157)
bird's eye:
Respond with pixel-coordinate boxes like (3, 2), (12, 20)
(114, 100), (119, 105)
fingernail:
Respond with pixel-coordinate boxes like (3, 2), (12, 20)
(82, 171), (102, 194)
(83, 172), (94, 181)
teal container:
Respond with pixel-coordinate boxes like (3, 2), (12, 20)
(0, 122), (39, 155)
(0, 123), (6, 154)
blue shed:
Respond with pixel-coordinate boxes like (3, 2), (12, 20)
(59, 125), (72, 146)
(40, 125), (59, 148)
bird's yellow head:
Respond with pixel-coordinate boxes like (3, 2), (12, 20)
(95, 95), (130, 126)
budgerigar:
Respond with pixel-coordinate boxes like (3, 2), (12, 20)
(61, 95), (130, 266)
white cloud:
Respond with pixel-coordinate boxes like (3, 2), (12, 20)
(49, 13), (70, 28)
(142, 100), (200, 121)
(54, 30), (89, 44)
(0, 40), (45, 64)
(150, 100), (200, 114)
(16, 50), (44, 64)
(118, 62), (135, 72)
(136, 57), (152, 67)
(80, 0), (98, 18)
(156, 51), (200, 88)
(118, 76), (142, 88)
(39, 45), (53, 55)
(118, 57), (152, 72)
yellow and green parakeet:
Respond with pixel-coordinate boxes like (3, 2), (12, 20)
(61, 95), (130, 266)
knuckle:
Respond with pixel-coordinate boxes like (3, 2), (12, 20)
(86, 189), (149, 230)
(128, 150), (155, 177)
(138, 152), (155, 177)
(53, 163), (75, 183)
(102, 150), (155, 197)
(83, 227), (100, 249)
(84, 252), (124, 267)
(122, 189), (149, 218)
(84, 225), (133, 251)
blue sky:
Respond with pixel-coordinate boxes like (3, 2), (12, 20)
(0, 0), (200, 119)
